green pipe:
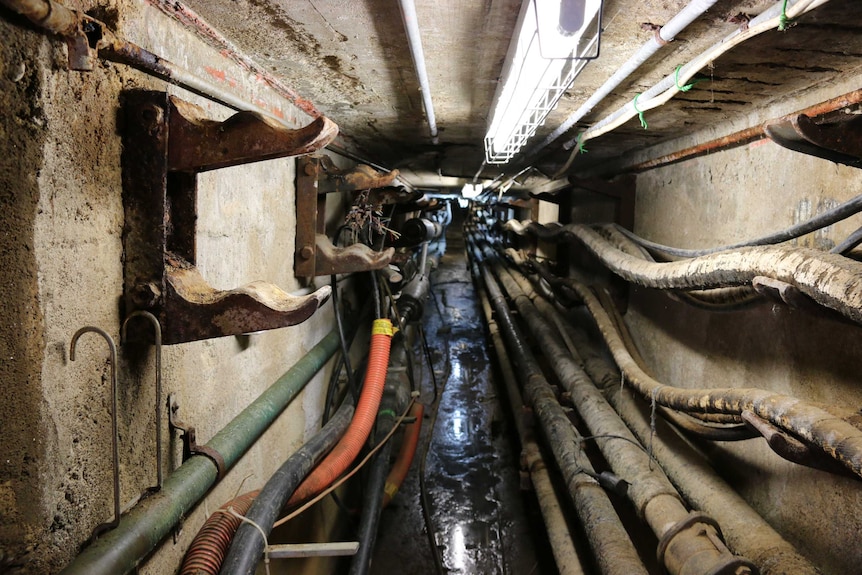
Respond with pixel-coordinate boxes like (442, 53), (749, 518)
(59, 325), (344, 575)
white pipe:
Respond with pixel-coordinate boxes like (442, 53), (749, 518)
(527, 0), (720, 158)
(575, 0), (827, 145)
(397, 0), (439, 143)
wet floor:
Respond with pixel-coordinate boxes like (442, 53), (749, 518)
(370, 216), (545, 574)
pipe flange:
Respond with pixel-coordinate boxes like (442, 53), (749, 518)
(656, 511), (723, 569)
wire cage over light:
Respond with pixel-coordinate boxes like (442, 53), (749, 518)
(484, 0), (602, 165)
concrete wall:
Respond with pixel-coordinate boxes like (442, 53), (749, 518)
(624, 78), (862, 575)
(0, 3), (346, 573)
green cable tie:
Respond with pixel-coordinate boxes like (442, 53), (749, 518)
(576, 132), (588, 154)
(778, 0), (790, 31)
(674, 65), (703, 92)
(633, 93), (648, 130)
(378, 409), (397, 419)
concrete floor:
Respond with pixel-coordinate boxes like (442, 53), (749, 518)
(369, 219), (549, 574)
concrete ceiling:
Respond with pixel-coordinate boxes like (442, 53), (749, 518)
(178, 0), (862, 189)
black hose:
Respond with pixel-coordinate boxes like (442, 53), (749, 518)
(348, 411), (396, 575)
(331, 273), (356, 407)
(218, 401), (355, 575)
(610, 192), (862, 258)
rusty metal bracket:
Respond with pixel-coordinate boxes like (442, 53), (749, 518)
(294, 155), (396, 277)
(168, 394), (227, 480)
(765, 113), (862, 169)
(121, 90), (336, 344)
(741, 410), (858, 479)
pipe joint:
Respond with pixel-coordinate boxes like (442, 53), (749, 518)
(658, 512), (756, 575)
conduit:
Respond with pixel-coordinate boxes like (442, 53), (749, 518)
(529, 0), (720, 158)
(551, 268), (862, 479)
(397, 0), (439, 143)
(287, 319), (396, 505)
(484, 249), (755, 575)
(180, 490), (259, 575)
(505, 220), (862, 326)
(564, 0), (830, 150)
(58, 322), (350, 575)
(381, 402), (423, 508)
(218, 401), (355, 575)
(0, 0), (320, 127)
(469, 239), (649, 575)
(473, 256), (586, 575)
(553, 310), (823, 575)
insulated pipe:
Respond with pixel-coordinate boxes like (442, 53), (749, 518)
(397, 0), (439, 143)
(469, 239), (649, 575)
(288, 319), (396, 505)
(550, 268), (862, 480)
(58, 323), (349, 575)
(506, 220), (862, 327)
(218, 401), (355, 575)
(487, 253), (755, 575)
(558, 317), (823, 575)
(528, 0), (720, 157)
(473, 258), (586, 575)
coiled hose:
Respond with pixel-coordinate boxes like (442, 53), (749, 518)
(288, 319), (396, 505)
(179, 491), (259, 575)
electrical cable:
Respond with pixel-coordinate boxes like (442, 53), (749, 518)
(610, 193), (862, 258)
(273, 397), (417, 528)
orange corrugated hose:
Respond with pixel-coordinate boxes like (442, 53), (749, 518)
(382, 402), (423, 508)
(287, 318), (395, 505)
(179, 490), (259, 575)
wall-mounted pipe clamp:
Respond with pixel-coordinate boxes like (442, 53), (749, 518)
(294, 155), (404, 277)
(167, 394), (227, 480)
(120, 90), (337, 343)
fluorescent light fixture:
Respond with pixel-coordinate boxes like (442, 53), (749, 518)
(461, 183), (484, 199)
(484, 0), (601, 164)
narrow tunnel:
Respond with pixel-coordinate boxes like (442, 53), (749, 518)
(1, 1), (861, 575)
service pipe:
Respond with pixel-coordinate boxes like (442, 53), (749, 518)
(553, 310), (823, 575)
(397, 0), (439, 143)
(58, 323), (350, 575)
(473, 258), (586, 575)
(486, 252), (755, 575)
(528, 0), (720, 157)
(468, 238), (649, 575)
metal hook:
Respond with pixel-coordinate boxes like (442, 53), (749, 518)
(121, 310), (164, 490)
(69, 326), (120, 539)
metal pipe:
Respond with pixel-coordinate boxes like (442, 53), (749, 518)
(58, 324), (347, 575)
(561, 317), (823, 575)
(488, 254), (755, 575)
(472, 256), (586, 575)
(397, 0), (439, 143)
(0, 0), (79, 35)
(528, 0), (720, 157)
(468, 238), (649, 575)
(622, 88), (862, 173)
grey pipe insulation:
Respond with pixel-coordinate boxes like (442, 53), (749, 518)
(503, 219), (862, 326)
(476, 243), (757, 575)
(467, 238), (651, 575)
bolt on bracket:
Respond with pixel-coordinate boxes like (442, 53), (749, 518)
(295, 155), (406, 277)
(121, 90), (337, 344)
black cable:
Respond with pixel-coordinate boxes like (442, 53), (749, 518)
(321, 352), (344, 425)
(832, 224), (862, 254)
(613, 193), (862, 258)
(219, 401), (355, 575)
(331, 273), (356, 412)
(370, 270), (382, 319)
(418, 324), (438, 405)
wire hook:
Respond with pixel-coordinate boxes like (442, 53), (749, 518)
(70, 325), (120, 539)
(121, 310), (164, 490)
